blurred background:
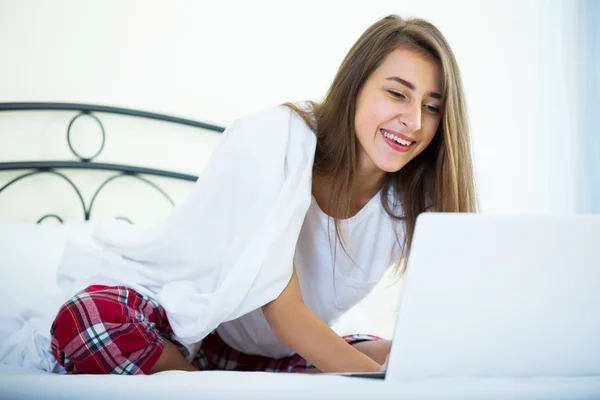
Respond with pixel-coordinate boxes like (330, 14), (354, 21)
(0, 0), (598, 338)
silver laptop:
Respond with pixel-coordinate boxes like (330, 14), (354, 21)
(342, 213), (600, 380)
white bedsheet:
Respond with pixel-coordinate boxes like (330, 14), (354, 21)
(2, 221), (600, 399)
(1, 366), (600, 400)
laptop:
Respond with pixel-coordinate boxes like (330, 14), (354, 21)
(340, 213), (600, 380)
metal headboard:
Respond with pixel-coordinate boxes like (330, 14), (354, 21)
(0, 102), (225, 223)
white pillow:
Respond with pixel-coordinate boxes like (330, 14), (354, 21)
(0, 219), (98, 312)
(0, 220), (102, 371)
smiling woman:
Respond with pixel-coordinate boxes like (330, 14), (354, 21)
(47, 14), (478, 377)
(289, 15), (477, 267)
(355, 47), (442, 174)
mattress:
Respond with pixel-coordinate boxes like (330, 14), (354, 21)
(2, 365), (600, 400)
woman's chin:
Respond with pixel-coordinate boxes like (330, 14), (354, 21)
(376, 159), (408, 174)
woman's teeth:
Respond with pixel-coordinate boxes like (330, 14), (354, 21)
(382, 130), (412, 146)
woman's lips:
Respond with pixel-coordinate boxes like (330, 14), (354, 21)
(380, 128), (415, 144)
(380, 129), (413, 153)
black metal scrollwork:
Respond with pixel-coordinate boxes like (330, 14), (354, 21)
(67, 111), (106, 162)
(37, 214), (64, 224)
(0, 102), (224, 224)
(0, 169), (88, 221)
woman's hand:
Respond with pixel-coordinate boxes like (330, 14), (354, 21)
(262, 267), (381, 373)
(380, 354), (389, 372)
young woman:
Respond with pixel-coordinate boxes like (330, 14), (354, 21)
(50, 14), (477, 375)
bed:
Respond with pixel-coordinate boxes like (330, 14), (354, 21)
(1, 102), (599, 399)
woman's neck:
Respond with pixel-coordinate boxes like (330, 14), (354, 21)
(354, 150), (387, 200)
(354, 170), (386, 201)
(312, 170), (385, 219)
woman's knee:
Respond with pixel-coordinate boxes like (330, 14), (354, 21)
(50, 285), (167, 375)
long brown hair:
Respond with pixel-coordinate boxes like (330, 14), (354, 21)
(286, 14), (478, 274)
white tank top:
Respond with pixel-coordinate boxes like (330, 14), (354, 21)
(216, 189), (403, 358)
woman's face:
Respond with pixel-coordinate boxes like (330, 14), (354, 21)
(354, 47), (442, 177)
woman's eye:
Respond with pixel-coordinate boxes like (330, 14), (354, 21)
(424, 104), (440, 114)
(388, 90), (407, 99)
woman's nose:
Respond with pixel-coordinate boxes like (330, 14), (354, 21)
(398, 105), (422, 132)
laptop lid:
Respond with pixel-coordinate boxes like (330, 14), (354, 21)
(386, 213), (600, 381)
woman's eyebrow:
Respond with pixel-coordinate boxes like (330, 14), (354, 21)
(385, 76), (442, 99)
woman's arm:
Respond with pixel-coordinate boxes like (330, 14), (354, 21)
(261, 267), (381, 373)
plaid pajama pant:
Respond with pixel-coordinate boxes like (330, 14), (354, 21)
(50, 285), (382, 375)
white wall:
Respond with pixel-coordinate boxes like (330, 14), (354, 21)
(0, 0), (581, 338)
(2, 0), (580, 213)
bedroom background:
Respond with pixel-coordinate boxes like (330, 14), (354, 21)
(0, 0), (595, 339)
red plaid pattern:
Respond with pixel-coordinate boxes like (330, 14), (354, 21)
(51, 285), (382, 375)
(50, 285), (173, 375)
(194, 331), (382, 372)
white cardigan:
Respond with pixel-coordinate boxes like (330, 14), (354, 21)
(57, 105), (316, 347)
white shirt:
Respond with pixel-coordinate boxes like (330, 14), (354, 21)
(216, 188), (403, 358)
(56, 105), (316, 348)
